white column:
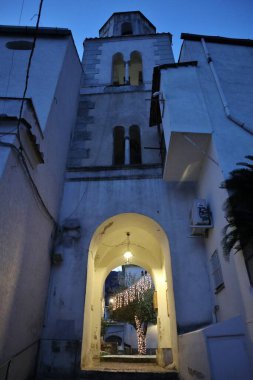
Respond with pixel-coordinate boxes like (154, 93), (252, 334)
(125, 61), (130, 84)
(125, 136), (130, 164)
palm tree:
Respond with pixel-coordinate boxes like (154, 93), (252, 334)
(221, 155), (253, 259)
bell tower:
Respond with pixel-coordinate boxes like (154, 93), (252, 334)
(41, 12), (178, 374)
(67, 11), (174, 170)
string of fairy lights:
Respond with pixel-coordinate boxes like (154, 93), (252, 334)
(111, 273), (152, 310)
(134, 315), (146, 355)
(111, 273), (153, 355)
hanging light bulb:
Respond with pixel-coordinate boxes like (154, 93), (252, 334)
(123, 232), (133, 263)
(124, 250), (133, 262)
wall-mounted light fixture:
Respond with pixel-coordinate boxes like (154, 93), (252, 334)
(152, 91), (165, 117)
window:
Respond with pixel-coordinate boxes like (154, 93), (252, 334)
(112, 51), (143, 86)
(121, 22), (133, 36)
(129, 125), (142, 164)
(113, 126), (142, 166)
(129, 51), (143, 86)
(210, 250), (224, 293)
(112, 53), (125, 86)
(113, 126), (125, 165)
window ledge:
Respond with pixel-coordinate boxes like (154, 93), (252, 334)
(104, 84), (145, 93)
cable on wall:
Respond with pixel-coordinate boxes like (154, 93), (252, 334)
(1, 0), (26, 116)
(17, 0), (44, 147)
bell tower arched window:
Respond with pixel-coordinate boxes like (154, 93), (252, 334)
(121, 22), (133, 36)
(112, 53), (125, 86)
(113, 126), (125, 165)
(129, 51), (143, 86)
(129, 125), (142, 164)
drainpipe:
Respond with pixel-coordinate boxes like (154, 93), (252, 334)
(201, 38), (253, 136)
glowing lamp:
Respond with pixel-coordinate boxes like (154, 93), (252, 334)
(124, 251), (133, 261)
(124, 232), (133, 263)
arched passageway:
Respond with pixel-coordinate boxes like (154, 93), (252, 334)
(81, 213), (178, 369)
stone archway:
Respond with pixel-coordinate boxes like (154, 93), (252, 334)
(81, 213), (178, 369)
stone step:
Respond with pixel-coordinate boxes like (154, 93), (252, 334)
(39, 358), (179, 380)
(101, 354), (156, 363)
(80, 370), (179, 380)
(41, 371), (179, 380)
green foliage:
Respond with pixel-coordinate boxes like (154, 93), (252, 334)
(110, 288), (156, 330)
(221, 155), (253, 257)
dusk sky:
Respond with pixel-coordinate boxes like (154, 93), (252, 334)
(1, 0), (253, 60)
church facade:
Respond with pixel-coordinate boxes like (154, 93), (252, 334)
(0, 11), (253, 380)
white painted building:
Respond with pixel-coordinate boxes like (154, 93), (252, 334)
(0, 26), (81, 379)
(150, 33), (253, 379)
(1, 11), (253, 380)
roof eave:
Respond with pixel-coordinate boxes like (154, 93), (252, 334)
(181, 33), (253, 47)
(0, 25), (71, 38)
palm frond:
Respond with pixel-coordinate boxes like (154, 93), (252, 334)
(222, 155), (253, 257)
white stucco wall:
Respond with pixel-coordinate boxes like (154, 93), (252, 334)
(198, 140), (253, 365)
(182, 41), (253, 366)
(0, 34), (71, 130)
(42, 177), (212, 343)
(0, 32), (81, 373)
(181, 40), (253, 177)
(160, 38), (253, 376)
(198, 142), (242, 319)
(179, 316), (252, 380)
(161, 64), (212, 139)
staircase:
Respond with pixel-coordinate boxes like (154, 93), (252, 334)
(79, 359), (179, 380)
(80, 369), (179, 380)
(39, 353), (179, 379)
(40, 360), (178, 380)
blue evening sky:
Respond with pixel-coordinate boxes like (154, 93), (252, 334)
(1, 0), (253, 61)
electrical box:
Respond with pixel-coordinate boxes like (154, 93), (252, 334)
(190, 199), (212, 236)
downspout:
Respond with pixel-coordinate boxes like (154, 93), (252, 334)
(201, 38), (253, 136)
